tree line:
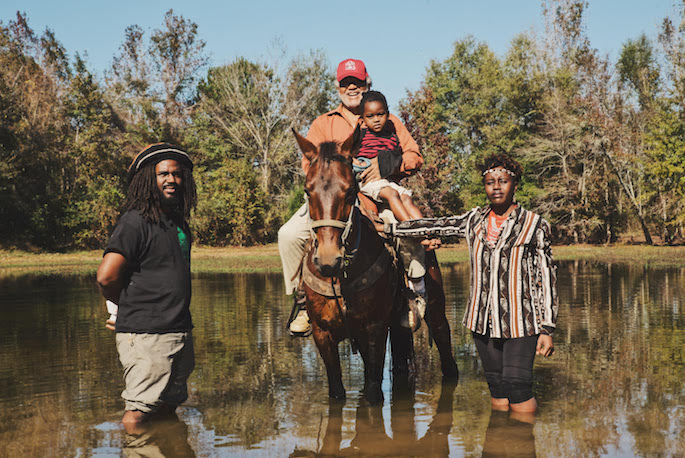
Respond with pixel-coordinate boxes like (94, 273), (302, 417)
(402, 1), (685, 245)
(1, 1), (683, 250)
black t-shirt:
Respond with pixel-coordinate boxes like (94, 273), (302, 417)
(104, 210), (192, 333)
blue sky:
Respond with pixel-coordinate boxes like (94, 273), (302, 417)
(1, 1), (679, 109)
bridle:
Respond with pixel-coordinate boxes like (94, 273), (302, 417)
(308, 195), (359, 249)
(306, 152), (362, 261)
(307, 194), (362, 354)
(308, 196), (363, 278)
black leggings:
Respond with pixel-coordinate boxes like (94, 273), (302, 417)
(473, 332), (538, 404)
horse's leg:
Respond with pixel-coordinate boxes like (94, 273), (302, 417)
(311, 325), (346, 400)
(355, 322), (388, 405)
(387, 261), (414, 378)
(424, 250), (459, 380)
(415, 378), (456, 455)
(390, 321), (413, 377)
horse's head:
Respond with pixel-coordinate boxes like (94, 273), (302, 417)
(293, 128), (359, 277)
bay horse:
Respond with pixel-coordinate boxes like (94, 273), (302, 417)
(292, 128), (459, 404)
(293, 128), (398, 404)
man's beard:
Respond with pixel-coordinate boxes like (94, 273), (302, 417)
(158, 189), (182, 214)
(340, 91), (362, 109)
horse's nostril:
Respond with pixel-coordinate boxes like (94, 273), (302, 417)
(319, 258), (343, 278)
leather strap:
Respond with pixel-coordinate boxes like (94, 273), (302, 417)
(302, 260), (342, 297)
(310, 219), (347, 230)
(302, 245), (392, 297)
(343, 246), (391, 293)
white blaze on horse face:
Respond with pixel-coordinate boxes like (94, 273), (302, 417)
(307, 159), (353, 276)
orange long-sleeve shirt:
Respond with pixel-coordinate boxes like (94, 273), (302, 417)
(302, 104), (423, 176)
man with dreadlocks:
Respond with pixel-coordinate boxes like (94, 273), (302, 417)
(97, 143), (197, 428)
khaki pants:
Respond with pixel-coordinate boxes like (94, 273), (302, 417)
(278, 203), (310, 295)
(116, 331), (194, 413)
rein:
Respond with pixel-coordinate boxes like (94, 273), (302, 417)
(331, 277), (358, 354)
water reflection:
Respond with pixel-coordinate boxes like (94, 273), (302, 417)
(291, 380), (457, 457)
(0, 261), (683, 456)
(481, 411), (536, 457)
(123, 413), (195, 457)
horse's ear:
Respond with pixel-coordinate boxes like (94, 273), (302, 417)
(292, 128), (318, 161)
(340, 124), (361, 158)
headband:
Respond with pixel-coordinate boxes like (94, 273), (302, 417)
(482, 167), (516, 177)
(127, 143), (193, 183)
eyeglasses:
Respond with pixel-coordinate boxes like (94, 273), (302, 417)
(339, 77), (367, 88)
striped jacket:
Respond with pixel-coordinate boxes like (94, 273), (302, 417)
(462, 206), (558, 338)
(394, 205), (558, 338)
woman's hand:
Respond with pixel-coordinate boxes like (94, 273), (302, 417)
(536, 334), (554, 357)
(421, 238), (441, 251)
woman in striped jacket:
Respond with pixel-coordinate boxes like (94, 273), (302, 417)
(465, 153), (557, 415)
(393, 153), (558, 414)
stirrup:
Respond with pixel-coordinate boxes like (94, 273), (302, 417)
(287, 290), (310, 337)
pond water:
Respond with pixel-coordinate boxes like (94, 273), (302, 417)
(0, 261), (683, 457)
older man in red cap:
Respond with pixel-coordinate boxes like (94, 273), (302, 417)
(280, 59), (420, 331)
(279, 58), (458, 378)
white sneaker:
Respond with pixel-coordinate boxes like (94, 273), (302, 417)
(414, 293), (427, 319)
(289, 309), (311, 336)
(400, 292), (425, 332)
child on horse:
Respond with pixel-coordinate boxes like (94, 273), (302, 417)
(354, 90), (428, 330)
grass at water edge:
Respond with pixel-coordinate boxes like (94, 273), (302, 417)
(1, 243), (683, 279)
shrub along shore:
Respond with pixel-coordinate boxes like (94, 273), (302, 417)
(1, 244), (683, 279)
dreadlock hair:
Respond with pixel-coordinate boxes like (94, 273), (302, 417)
(360, 90), (389, 113)
(125, 162), (197, 225)
(478, 153), (523, 184)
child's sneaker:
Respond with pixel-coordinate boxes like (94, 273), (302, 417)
(416, 293), (427, 320)
(400, 291), (426, 332)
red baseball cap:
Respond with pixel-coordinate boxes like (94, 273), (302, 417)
(336, 58), (368, 82)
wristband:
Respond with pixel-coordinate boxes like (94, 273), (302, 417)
(106, 300), (118, 323)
